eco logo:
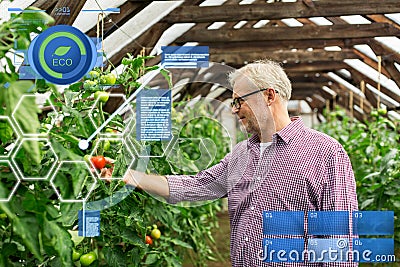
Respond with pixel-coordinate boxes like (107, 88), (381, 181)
(28, 25), (97, 85)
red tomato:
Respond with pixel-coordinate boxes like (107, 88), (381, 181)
(91, 155), (106, 169)
(145, 235), (153, 245)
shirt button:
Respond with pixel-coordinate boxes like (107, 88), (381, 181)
(256, 176), (261, 181)
(245, 237), (249, 242)
(250, 206), (255, 211)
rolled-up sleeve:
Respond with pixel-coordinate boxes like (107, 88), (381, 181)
(166, 152), (231, 204)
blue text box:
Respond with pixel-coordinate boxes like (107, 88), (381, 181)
(137, 89), (171, 141)
(308, 211), (349, 235)
(263, 211), (304, 235)
(352, 238), (395, 262)
(78, 210), (100, 237)
(352, 211), (394, 235)
(307, 238), (350, 262)
(162, 46), (209, 68)
(262, 238), (304, 263)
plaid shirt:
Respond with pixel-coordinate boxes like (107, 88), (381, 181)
(167, 117), (358, 266)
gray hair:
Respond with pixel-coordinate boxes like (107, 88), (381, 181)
(228, 59), (292, 101)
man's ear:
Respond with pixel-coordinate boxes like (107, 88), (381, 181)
(263, 88), (276, 105)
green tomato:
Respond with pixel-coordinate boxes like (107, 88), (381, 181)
(151, 228), (161, 239)
(72, 249), (81, 261)
(105, 73), (117, 85)
(94, 91), (109, 103)
(103, 140), (111, 151)
(371, 110), (378, 117)
(80, 252), (96, 266)
(378, 108), (387, 115)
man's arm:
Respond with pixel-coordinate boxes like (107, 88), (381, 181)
(123, 170), (170, 198)
(321, 145), (359, 266)
(114, 151), (232, 204)
(322, 145), (358, 211)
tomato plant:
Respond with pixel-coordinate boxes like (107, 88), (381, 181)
(0, 8), (229, 266)
(319, 107), (400, 246)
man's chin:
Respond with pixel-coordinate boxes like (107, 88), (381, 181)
(239, 123), (254, 134)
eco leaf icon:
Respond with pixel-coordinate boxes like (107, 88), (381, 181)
(53, 46), (71, 56)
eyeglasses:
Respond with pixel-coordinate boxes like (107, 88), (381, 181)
(230, 88), (279, 109)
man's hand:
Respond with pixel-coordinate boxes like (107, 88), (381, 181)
(98, 165), (169, 198)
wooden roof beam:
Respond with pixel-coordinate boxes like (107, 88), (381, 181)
(345, 64), (400, 103)
(368, 39), (400, 64)
(210, 49), (360, 65)
(178, 23), (400, 43)
(381, 58), (400, 91)
(33, 0), (58, 11)
(162, 0), (400, 23)
(207, 38), (370, 53)
(352, 49), (391, 77)
(285, 61), (348, 73)
(85, 1), (151, 37)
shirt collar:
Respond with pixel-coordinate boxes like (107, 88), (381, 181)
(274, 116), (305, 144)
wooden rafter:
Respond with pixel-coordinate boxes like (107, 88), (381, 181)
(177, 23), (400, 43)
(352, 48), (391, 77)
(208, 38), (370, 53)
(161, 0), (400, 23)
(210, 49), (360, 65)
(109, 22), (169, 66)
(33, 0), (58, 11)
(345, 64), (400, 104)
(284, 61), (348, 73)
(85, 1), (151, 37)
(368, 39), (400, 64)
(366, 14), (400, 30)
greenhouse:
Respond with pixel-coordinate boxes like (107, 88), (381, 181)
(0, 0), (399, 266)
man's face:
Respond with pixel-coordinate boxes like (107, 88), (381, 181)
(231, 76), (266, 135)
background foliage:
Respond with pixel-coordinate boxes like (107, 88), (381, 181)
(318, 108), (400, 248)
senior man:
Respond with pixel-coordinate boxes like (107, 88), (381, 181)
(117, 60), (358, 266)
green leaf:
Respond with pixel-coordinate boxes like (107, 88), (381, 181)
(362, 172), (380, 181)
(170, 238), (193, 249)
(5, 81), (41, 164)
(67, 230), (84, 247)
(144, 253), (159, 265)
(103, 246), (127, 267)
(58, 203), (81, 227)
(53, 46), (71, 56)
(1, 243), (17, 258)
(121, 228), (145, 247)
(360, 198), (374, 209)
(42, 220), (73, 267)
(0, 120), (14, 144)
(12, 215), (43, 261)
